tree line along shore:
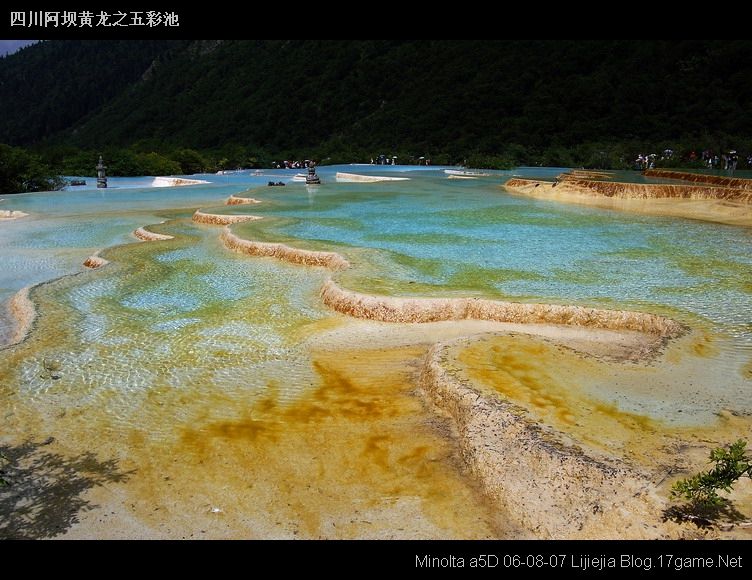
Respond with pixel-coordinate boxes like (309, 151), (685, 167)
(5, 141), (752, 195)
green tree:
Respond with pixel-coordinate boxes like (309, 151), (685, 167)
(671, 439), (752, 507)
(141, 152), (182, 176)
(102, 149), (182, 176)
(0, 144), (65, 194)
(170, 149), (207, 175)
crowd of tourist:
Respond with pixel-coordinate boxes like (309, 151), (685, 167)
(271, 160), (314, 169)
(634, 148), (747, 172)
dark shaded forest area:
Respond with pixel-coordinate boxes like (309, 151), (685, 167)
(1, 39), (751, 188)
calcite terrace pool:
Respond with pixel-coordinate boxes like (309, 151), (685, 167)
(1, 165), (750, 539)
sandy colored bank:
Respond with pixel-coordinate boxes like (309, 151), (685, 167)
(504, 178), (752, 227)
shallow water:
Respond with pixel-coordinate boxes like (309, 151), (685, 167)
(1, 165), (750, 537)
(230, 170), (752, 351)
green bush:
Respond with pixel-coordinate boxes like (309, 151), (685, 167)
(0, 144), (65, 194)
(671, 439), (752, 507)
(102, 149), (180, 176)
(464, 153), (515, 170)
(170, 149), (208, 174)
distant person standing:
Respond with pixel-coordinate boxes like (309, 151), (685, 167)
(729, 150), (738, 173)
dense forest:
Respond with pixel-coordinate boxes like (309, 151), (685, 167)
(1, 39), (751, 188)
(0, 40), (184, 145)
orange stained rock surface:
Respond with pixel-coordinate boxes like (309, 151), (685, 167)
(133, 226), (174, 241)
(222, 228), (350, 270)
(504, 178), (752, 227)
(226, 195), (262, 205)
(320, 280), (684, 337)
(83, 255), (108, 269)
(644, 169), (752, 190)
(509, 177), (752, 202)
(454, 334), (751, 469)
(107, 346), (513, 539)
(191, 210), (262, 225)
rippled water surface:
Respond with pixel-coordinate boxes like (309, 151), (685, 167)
(1, 165), (750, 538)
(3, 165), (751, 407)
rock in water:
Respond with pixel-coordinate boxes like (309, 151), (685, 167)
(43, 358), (62, 372)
